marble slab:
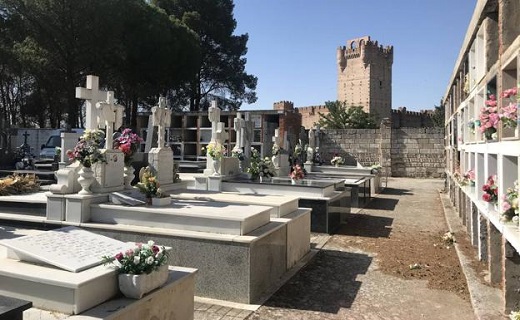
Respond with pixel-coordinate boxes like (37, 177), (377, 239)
(221, 178), (336, 198)
(0, 226), (132, 272)
(169, 190), (299, 217)
(90, 201), (272, 235)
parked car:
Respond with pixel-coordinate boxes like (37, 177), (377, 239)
(39, 135), (61, 160)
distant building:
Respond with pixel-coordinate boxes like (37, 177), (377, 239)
(337, 36), (393, 122)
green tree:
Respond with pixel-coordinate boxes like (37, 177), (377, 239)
(153, 0), (257, 111)
(318, 101), (377, 129)
(430, 101), (445, 127)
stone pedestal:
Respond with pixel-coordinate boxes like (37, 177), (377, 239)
(148, 147), (174, 185)
(49, 164), (81, 194)
(91, 149), (124, 193)
(275, 154), (290, 177)
(46, 192), (66, 221)
(207, 176), (222, 191)
(65, 194), (109, 223)
(204, 157), (239, 177)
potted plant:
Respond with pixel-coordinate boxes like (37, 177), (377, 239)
(482, 175), (498, 211)
(500, 87), (518, 129)
(136, 167), (170, 206)
(66, 129), (106, 194)
(102, 240), (169, 299)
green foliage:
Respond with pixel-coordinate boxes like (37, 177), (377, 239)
(317, 101), (377, 129)
(154, 0), (257, 111)
(430, 102), (445, 127)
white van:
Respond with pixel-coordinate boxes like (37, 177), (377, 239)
(39, 135), (62, 160)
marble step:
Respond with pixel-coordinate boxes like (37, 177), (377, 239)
(90, 200), (272, 235)
(169, 190), (299, 218)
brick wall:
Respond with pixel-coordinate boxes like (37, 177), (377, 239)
(317, 127), (445, 178)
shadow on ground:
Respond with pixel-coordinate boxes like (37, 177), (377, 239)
(261, 250), (372, 313)
(381, 187), (413, 196)
(336, 214), (393, 238)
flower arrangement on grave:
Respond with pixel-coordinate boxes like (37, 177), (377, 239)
(463, 169), (475, 186)
(331, 155), (344, 166)
(102, 240), (168, 275)
(482, 175), (498, 204)
(500, 87), (518, 129)
(479, 94), (500, 140)
(66, 129), (106, 168)
(247, 148), (275, 179)
(289, 164), (305, 181)
(114, 128), (143, 165)
(258, 156), (276, 178)
(501, 180), (519, 222)
(206, 142), (225, 160)
(510, 310), (520, 320)
(231, 146), (244, 161)
(136, 167), (164, 199)
(370, 163), (382, 174)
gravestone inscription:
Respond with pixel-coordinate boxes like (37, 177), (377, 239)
(0, 226), (132, 272)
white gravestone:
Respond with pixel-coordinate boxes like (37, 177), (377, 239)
(75, 75), (110, 130)
(306, 127), (315, 164)
(204, 102), (222, 176)
(242, 112), (253, 169)
(0, 226), (132, 273)
(96, 92), (124, 150)
(149, 97), (174, 186)
(234, 112), (245, 149)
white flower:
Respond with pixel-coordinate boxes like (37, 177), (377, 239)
(146, 256), (154, 265)
(133, 256), (140, 265)
(147, 240), (155, 247)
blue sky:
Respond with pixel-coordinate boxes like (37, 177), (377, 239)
(233, 1), (476, 111)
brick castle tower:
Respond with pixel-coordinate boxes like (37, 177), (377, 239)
(336, 36), (393, 121)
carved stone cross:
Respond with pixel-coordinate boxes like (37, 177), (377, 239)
(151, 96), (171, 148)
(208, 101), (221, 142)
(76, 75), (110, 130)
(96, 92), (124, 149)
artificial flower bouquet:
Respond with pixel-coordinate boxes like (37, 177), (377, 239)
(482, 175), (498, 204)
(136, 167), (163, 198)
(501, 180), (519, 222)
(289, 164), (305, 180)
(500, 87), (518, 129)
(114, 128), (143, 165)
(231, 146), (244, 161)
(258, 156), (276, 178)
(331, 156), (344, 166)
(102, 240), (168, 275)
(370, 163), (382, 174)
(479, 94), (500, 140)
(463, 169), (475, 186)
(206, 142), (226, 160)
(67, 129), (106, 168)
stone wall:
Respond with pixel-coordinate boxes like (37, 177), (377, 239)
(319, 129), (380, 167)
(318, 126), (445, 178)
(391, 128), (445, 178)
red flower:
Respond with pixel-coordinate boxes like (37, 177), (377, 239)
(152, 245), (160, 254)
(482, 185), (489, 192)
(482, 193), (491, 202)
(115, 252), (123, 261)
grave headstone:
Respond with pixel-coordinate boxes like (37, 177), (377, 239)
(149, 97), (174, 186)
(0, 226), (132, 273)
(75, 75), (110, 130)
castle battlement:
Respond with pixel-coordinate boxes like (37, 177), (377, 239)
(297, 105), (328, 115)
(337, 36), (393, 66)
(273, 101), (294, 111)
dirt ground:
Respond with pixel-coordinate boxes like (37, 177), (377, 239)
(247, 178), (482, 320)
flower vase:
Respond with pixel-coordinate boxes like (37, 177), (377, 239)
(259, 176), (264, 183)
(334, 164), (339, 168)
(291, 178), (296, 185)
(152, 197), (171, 206)
(118, 264), (169, 299)
(213, 158), (220, 176)
(78, 166), (95, 195)
(124, 165), (134, 189)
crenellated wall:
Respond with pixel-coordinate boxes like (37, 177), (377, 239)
(391, 107), (434, 128)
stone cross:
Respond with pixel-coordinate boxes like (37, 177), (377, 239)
(208, 101), (221, 142)
(151, 96), (172, 148)
(76, 75), (110, 130)
(234, 112), (245, 149)
(215, 122), (227, 145)
(96, 92), (124, 150)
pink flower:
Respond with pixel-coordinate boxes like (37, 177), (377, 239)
(502, 87), (517, 98)
(485, 99), (497, 107)
(502, 201), (512, 212)
(482, 193), (491, 202)
(115, 252), (123, 261)
(125, 249), (134, 256)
